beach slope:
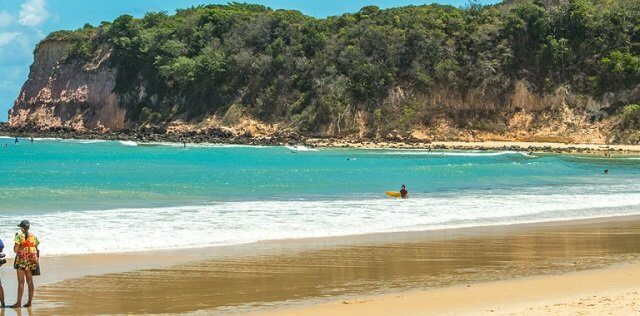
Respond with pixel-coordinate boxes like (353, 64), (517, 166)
(253, 262), (640, 316)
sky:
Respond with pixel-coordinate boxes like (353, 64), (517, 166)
(0, 0), (500, 122)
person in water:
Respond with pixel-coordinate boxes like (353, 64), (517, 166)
(10, 220), (39, 308)
(400, 185), (409, 199)
(14, 137), (18, 144)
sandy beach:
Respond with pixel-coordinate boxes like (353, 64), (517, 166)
(254, 262), (640, 316)
(307, 138), (640, 154)
(21, 215), (640, 315)
(2, 0), (640, 315)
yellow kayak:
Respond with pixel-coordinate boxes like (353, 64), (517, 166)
(385, 191), (402, 198)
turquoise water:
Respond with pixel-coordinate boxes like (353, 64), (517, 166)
(1, 136), (639, 255)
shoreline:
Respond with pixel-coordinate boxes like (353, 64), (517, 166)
(24, 212), (640, 260)
(29, 213), (640, 314)
(308, 139), (640, 155)
(2, 128), (640, 154)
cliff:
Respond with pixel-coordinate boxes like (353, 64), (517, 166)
(9, 40), (125, 131)
(6, 1), (640, 144)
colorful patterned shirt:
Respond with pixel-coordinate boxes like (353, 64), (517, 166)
(14, 232), (39, 270)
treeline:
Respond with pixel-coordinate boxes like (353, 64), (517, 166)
(46, 0), (640, 134)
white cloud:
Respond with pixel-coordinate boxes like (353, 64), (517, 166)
(0, 32), (21, 47)
(0, 11), (13, 27)
(19, 0), (49, 27)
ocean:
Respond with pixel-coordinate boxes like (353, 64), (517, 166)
(1, 136), (639, 256)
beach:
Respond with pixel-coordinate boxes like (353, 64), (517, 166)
(253, 261), (640, 316)
(4, 129), (640, 155)
(307, 139), (640, 155)
(1, 0), (640, 313)
(0, 138), (639, 314)
(24, 215), (640, 315)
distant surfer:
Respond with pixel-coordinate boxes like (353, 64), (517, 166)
(400, 185), (409, 199)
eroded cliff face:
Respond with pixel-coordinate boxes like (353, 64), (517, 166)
(397, 81), (640, 144)
(9, 40), (125, 131)
(323, 80), (638, 144)
(7, 40), (638, 144)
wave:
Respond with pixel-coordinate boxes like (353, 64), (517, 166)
(137, 141), (306, 150)
(3, 137), (107, 144)
(33, 137), (63, 141)
(376, 150), (532, 157)
(8, 137), (275, 149)
(118, 140), (138, 147)
(567, 155), (640, 161)
(142, 142), (268, 149)
(71, 139), (107, 144)
(286, 145), (319, 152)
(2, 186), (638, 256)
(53, 138), (107, 144)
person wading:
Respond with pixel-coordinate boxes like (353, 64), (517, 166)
(400, 185), (409, 199)
(10, 220), (40, 308)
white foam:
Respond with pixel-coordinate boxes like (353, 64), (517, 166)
(1, 184), (638, 257)
(2, 137), (104, 144)
(286, 145), (319, 152)
(33, 137), (63, 141)
(42, 138), (107, 144)
(118, 140), (138, 147)
(139, 141), (185, 147)
(72, 139), (107, 144)
(137, 141), (269, 149)
(375, 150), (531, 157)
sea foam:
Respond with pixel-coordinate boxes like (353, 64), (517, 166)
(2, 184), (638, 257)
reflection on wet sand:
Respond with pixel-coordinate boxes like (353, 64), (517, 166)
(2, 307), (33, 316)
(36, 218), (640, 315)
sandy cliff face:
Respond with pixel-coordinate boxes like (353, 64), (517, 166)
(7, 40), (638, 144)
(9, 40), (125, 131)
(369, 80), (639, 144)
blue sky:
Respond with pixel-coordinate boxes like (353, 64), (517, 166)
(0, 0), (499, 122)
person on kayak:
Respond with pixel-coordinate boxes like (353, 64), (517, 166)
(400, 185), (408, 199)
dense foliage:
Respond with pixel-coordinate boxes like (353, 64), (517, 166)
(45, 0), (640, 134)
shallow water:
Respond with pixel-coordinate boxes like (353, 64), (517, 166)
(0, 137), (639, 255)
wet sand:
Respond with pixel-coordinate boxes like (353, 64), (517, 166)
(22, 215), (640, 315)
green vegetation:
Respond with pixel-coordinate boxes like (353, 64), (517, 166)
(44, 0), (640, 134)
(620, 104), (640, 130)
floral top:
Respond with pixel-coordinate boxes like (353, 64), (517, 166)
(14, 232), (39, 270)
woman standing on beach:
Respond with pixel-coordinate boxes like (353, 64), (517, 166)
(10, 220), (39, 308)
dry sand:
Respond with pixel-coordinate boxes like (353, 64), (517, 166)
(307, 138), (640, 154)
(253, 262), (640, 316)
(26, 215), (640, 315)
